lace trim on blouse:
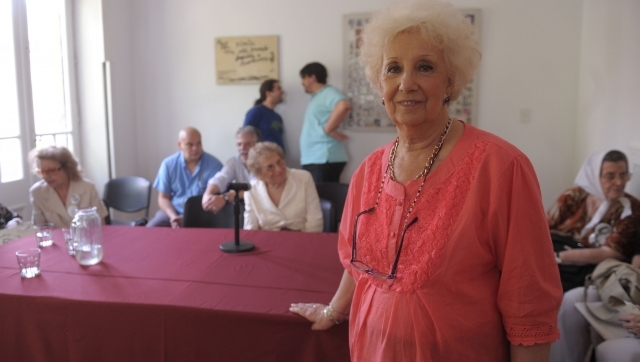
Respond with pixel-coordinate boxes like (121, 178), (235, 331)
(507, 324), (560, 346)
(357, 141), (489, 293)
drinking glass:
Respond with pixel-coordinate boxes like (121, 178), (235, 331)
(34, 222), (54, 247)
(62, 227), (75, 255)
(16, 248), (41, 278)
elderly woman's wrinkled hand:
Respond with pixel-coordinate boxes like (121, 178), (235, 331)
(619, 311), (640, 338)
(289, 303), (337, 330)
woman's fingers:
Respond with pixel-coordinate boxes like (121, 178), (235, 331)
(290, 303), (322, 319)
(290, 303), (335, 330)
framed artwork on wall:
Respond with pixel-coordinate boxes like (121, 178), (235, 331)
(342, 9), (481, 131)
(215, 35), (279, 85)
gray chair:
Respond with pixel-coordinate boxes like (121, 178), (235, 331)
(103, 176), (151, 226)
(315, 182), (349, 232)
(319, 198), (335, 233)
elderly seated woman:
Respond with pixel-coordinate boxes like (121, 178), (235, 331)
(243, 142), (323, 232)
(549, 150), (640, 292)
(29, 146), (108, 228)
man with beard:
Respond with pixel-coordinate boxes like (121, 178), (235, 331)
(243, 79), (285, 152)
(201, 126), (261, 214)
(148, 127), (223, 227)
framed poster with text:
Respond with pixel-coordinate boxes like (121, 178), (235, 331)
(215, 35), (279, 85)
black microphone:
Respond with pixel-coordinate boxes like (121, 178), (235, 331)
(227, 182), (251, 192)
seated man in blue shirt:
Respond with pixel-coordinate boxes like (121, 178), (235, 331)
(148, 127), (223, 228)
(201, 126), (260, 214)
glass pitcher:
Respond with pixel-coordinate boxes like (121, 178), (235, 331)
(71, 207), (103, 265)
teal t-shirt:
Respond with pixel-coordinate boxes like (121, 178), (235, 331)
(300, 85), (348, 165)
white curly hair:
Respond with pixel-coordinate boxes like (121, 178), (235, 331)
(359, 0), (481, 101)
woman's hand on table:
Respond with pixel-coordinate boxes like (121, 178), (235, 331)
(289, 303), (340, 330)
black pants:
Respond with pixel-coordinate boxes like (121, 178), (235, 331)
(552, 233), (596, 292)
(302, 162), (346, 184)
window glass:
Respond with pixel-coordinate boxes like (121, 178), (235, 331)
(26, 0), (70, 136)
(0, 0), (20, 139)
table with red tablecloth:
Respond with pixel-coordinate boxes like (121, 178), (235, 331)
(0, 226), (349, 362)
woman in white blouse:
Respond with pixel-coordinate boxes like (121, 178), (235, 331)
(29, 146), (108, 228)
(243, 142), (323, 232)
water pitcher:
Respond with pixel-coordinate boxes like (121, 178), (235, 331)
(71, 207), (103, 265)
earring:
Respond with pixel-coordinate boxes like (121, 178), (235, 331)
(381, 98), (385, 106)
(444, 94), (450, 103)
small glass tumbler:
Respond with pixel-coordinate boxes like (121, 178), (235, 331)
(16, 248), (41, 278)
(34, 222), (54, 247)
(61, 228), (75, 256)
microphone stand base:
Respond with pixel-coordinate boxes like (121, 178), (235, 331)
(220, 241), (255, 253)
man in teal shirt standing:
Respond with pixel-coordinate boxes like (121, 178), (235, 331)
(299, 62), (351, 183)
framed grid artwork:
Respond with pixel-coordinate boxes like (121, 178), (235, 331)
(342, 9), (481, 131)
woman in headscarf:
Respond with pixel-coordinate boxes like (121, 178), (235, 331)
(549, 150), (640, 292)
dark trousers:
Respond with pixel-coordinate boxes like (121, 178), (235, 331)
(302, 162), (346, 184)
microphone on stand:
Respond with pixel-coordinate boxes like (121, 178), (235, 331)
(220, 183), (254, 253)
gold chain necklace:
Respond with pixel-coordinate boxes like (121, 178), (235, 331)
(371, 117), (453, 229)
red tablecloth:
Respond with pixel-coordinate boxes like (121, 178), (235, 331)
(0, 226), (349, 362)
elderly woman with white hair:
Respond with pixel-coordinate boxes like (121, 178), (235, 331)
(290, 1), (562, 361)
(243, 142), (323, 232)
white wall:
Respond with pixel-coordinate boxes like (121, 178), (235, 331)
(74, 0), (109, 191)
(102, 0), (138, 178)
(98, 0), (590, 211)
(576, 0), (640, 197)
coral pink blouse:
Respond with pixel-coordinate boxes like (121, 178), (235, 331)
(338, 122), (562, 362)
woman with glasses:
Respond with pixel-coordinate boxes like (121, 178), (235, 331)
(243, 142), (323, 232)
(549, 150), (640, 292)
(29, 146), (107, 228)
(290, 1), (562, 361)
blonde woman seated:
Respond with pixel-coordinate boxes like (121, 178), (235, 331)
(243, 142), (323, 232)
(29, 146), (107, 228)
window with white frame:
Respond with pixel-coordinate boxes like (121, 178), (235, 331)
(0, 0), (76, 187)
